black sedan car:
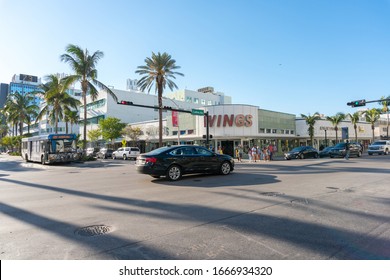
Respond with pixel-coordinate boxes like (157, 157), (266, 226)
(135, 145), (235, 181)
(284, 146), (319, 160)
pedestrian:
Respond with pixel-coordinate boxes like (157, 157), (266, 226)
(238, 145), (243, 162)
(268, 144), (274, 160)
(252, 146), (257, 162)
(344, 140), (350, 160)
(248, 148), (253, 162)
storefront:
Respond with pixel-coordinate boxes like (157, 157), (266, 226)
(133, 104), (297, 157)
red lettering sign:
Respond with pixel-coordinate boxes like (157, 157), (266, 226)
(204, 114), (253, 127)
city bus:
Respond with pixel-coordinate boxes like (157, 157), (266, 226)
(21, 134), (80, 164)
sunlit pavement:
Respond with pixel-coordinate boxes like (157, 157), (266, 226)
(0, 154), (389, 260)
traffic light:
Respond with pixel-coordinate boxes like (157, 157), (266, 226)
(118, 100), (133, 105)
(347, 99), (366, 107)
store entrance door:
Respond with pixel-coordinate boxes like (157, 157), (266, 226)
(221, 140), (234, 157)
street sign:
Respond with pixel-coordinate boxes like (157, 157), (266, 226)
(191, 109), (204, 116)
(121, 139), (127, 147)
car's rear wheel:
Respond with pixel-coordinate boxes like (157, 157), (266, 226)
(220, 161), (231, 175)
(300, 154), (305, 159)
(314, 153), (318, 158)
(166, 165), (182, 181)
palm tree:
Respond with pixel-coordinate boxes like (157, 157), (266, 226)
(60, 44), (118, 148)
(326, 112), (345, 143)
(379, 96), (390, 139)
(64, 109), (80, 134)
(347, 111), (361, 143)
(364, 108), (380, 143)
(2, 92), (38, 136)
(136, 52), (184, 147)
(300, 112), (321, 146)
(36, 74), (80, 133)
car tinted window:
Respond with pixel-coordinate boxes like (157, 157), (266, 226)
(195, 147), (214, 156)
(171, 147), (195, 155)
(131, 148), (140, 152)
(372, 141), (386, 145)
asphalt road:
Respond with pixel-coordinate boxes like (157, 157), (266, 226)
(0, 153), (389, 260)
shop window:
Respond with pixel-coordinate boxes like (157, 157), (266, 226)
(266, 129), (271, 133)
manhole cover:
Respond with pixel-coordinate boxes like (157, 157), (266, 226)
(75, 225), (112, 237)
(261, 192), (284, 197)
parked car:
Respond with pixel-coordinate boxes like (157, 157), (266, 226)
(96, 148), (114, 159)
(367, 140), (390, 155)
(112, 147), (140, 160)
(86, 147), (100, 157)
(135, 145), (235, 181)
(329, 142), (362, 158)
(319, 146), (334, 158)
(284, 146), (319, 160)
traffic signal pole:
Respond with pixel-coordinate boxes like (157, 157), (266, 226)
(117, 101), (211, 147)
(347, 98), (390, 107)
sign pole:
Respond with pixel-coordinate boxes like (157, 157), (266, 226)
(205, 111), (210, 149)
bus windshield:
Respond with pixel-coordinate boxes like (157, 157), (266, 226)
(50, 139), (77, 153)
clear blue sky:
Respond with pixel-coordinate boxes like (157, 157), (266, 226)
(1, 0), (390, 117)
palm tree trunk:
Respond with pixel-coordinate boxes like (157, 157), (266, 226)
(158, 82), (163, 147)
(83, 94), (87, 149)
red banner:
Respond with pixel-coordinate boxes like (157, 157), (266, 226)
(172, 111), (179, 127)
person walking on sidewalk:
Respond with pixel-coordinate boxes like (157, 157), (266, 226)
(344, 140), (350, 160)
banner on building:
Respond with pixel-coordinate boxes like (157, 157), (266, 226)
(172, 111), (179, 127)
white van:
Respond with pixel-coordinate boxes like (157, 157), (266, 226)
(112, 147), (140, 160)
(367, 140), (390, 155)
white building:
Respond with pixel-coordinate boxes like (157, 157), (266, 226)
(165, 87), (232, 106)
(80, 87), (232, 142)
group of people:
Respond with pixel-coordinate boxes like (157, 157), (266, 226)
(234, 144), (275, 162)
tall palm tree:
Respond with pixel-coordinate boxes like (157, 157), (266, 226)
(136, 52), (184, 147)
(2, 92), (38, 136)
(379, 95), (390, 139)
(36, 74), (81, 133)
(364, 108), (380, 143)
(60, 44), (118, 148)
(300, 112), (321, 146)
(326, 112), (345, 143)
(347, 111), (361, 143)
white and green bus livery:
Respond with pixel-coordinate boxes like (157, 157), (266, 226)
(21, 134), (79, 164)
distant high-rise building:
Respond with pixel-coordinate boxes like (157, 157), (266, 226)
(9, 74), (42, 105)
(0, 83), (9, 108)
(126, 78), (140, 91)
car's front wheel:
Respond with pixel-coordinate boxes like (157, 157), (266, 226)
(166, 165), (182, 181)
(123, 154), (127, 160)
(220, 161), (232, 175)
